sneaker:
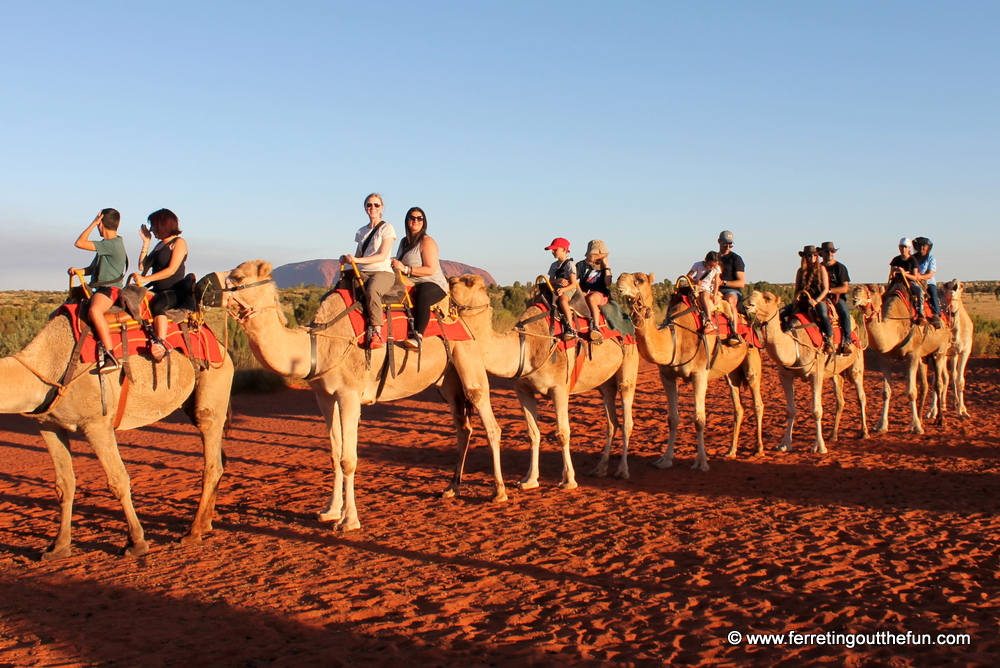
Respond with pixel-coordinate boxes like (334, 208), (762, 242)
(838, 340), (852, 356)
(823, 338), (835, 354)
(702, 323), (718, 335)
(401, 335), (421, 350)
(725, 333), (742, 347)
(931, 316), (943, 329)
(780, 320), (792, 334)
(587, 328), (603, 342)
(560, 330), (578, 342)
(367, 331), (385, 349)
(99, 352), (121, 374)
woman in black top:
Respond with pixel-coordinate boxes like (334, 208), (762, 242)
(780, 245), (835, 354)
(131, 208), (190, 360)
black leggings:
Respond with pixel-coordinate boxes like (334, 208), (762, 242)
(411, 283), (447, 335)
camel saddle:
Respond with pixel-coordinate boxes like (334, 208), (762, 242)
(670, 291), (763, 348)
(322, 286), (471, 347)
(885, 280), (951, 327)
(527, 299), (636, 351)
(787, 309), (860, 350)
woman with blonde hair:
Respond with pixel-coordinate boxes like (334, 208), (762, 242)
(340, 193), (397, 349)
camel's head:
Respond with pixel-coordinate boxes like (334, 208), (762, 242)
(224, 260), (284, 324)
(851, 284), (881, 321)
(448, 274), (490, 311)
(616, 272), (654, 302)
(745, 290), (779, 322)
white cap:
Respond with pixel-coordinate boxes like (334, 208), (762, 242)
(898, 237), (912, 249)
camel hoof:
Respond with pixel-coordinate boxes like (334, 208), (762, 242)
(910, 426), (924, 435)
(589, 466), (609, 478)
(122, 540), (150, 557)
(615, 467), (630, 480)
(492, 489), (508, 503)
(518, 480), (540, 491)
(560, 481), (579, 490)
(317, 511), (341, 522)
(178, 533), (203, 545)
(440, 485), (458, 499)
(691, 461), (710, 472)
(959, 411), (970, 419)
(776, 443), (791, 452)
(652, 457), (673, 469)
(813, 445), (828, 454)
(335, 519), (361, 532)
(40, 546), (72, 561)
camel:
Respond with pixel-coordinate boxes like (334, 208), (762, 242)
(926, 279), (974, 420)
(616, 273), (764, 470)
(445, 275), (638, 492)
(850, 282), (951, 434)
(1, 309), (234, 560)
(744, 291), (868, 453)
(224, 261), (504, 531)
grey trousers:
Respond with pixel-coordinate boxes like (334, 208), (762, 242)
(363, 271), (395, 326)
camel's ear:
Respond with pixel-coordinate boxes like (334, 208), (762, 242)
(256, 261), (272, 279)
(648, 272), (655, 284)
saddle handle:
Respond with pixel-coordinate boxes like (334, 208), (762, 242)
(70, 269), (92, 299)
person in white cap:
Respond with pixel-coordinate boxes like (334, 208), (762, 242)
(889, 237), (926, 325)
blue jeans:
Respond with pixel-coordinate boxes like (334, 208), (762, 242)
(926, 284), (940, 316)
(832, 298), (851, 337)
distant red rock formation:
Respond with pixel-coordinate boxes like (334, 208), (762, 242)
(271, 259), (496, 288)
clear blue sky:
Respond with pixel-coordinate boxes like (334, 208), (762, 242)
(1, 1), (997, 289)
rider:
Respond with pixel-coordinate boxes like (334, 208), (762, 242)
(340, 193), (397, 349)
(687, 251), (722, 334)
(912, 236), (943, 328)
(780, 245), (835, 354)
(889, 237), (925, 325)
(576, 239), (613, 342)
(717, 230), (745, 346)
(390, 207), (449, 350)
(68, 209), (128, 373)
(545, 237), (579, 341)
(819, 241), (853, 355)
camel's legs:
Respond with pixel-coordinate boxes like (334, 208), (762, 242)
(907, 357), (924, 435)
(615, 352), (637, 479)
(515, 382), (543, 490)
(691, 372), (710, 471)
(450, 346), (507, 502)
(930, 352), (949, 428)
(654, 374), (680, 469)
(180, 361), (233, 543)
(850, 358), (869, 439)
(954, 349), (971, 418)
(810, 363), (827, 454)
(38, 423), (76, 560)
(590, 380), (619, 478)
(829, 374), (845, 442)
(550, 385), (578, 489)
(439, 373), (475, 500)
(723, 375), (744, 459)
(316, 396), (345, 522)
(78, 422), (149, 556)
(335, 392), (363, 531)
(747, 355), (765, 456)
(876, 367), (892, 434)
(777, 372), (797, 451)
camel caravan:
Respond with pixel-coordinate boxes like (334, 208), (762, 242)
(0, 203), (977, 559)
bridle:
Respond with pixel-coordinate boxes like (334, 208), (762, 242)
(224, 279), (278, 323)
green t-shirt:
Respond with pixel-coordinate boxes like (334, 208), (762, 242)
(90, 237), (127, 288)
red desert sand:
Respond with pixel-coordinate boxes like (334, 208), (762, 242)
(2, 357), (998, 666)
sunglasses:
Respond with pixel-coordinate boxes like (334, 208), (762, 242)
(407, 215), (425, 221)
(365, 202), (381, 208)
(721, 243), (733, 247)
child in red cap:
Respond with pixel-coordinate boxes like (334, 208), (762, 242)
(545, 238), (579, 341)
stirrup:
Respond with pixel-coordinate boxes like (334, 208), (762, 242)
(150, 340), (168, 362)
(98, 348), (120, 374)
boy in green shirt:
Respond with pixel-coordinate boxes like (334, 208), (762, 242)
(68, 209), (127, 373)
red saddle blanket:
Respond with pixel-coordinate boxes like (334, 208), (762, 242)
(533, 302), (636, 351)
(335, 289), (472, 346)
(673, 294), (763, 348)
(790, 312), (860, 349)
(59, 303), (225, 365)
(887, 284), (951, 326)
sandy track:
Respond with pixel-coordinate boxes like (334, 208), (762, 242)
(2, 357), (999, 666)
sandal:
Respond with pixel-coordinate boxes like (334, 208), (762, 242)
(150, 341), (167, 361)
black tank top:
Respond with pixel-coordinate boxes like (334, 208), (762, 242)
(148, 240), (187, 292)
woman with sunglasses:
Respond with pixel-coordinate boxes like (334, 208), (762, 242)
(391, 207), (448, 350)
(780, 245), (835, 354)
(340, 193), (397, 349)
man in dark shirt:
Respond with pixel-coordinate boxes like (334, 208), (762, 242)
(889, 237), (925, 324)
(819, 241), (853, 355)
(717, 230), (745, 346)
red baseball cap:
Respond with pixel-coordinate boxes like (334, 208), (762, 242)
(544, 237), (571, 251)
